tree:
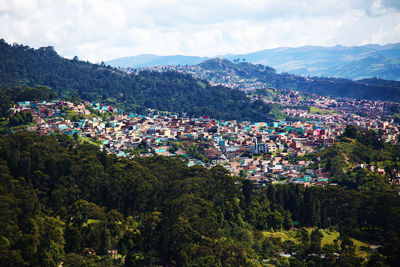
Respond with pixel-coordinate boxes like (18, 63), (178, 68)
(309, 228), (323, 254)
(297, 228), (310, 253)
(283, 211), (293, 230)
(161, 194), (219, 265)
(68, 200), (106, 228)
(341, 125), (359, 139)
(99, 226), (110, 255)
(64, 225), (81, 253)
(73, 131), (79, 140)
(242, 179), (253, 207)
(36, 216), (65, 267)
(67, 91), (81, 105)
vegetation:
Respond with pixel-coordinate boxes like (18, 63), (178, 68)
(321, 125), (399, 191)
(266, 106), (287, 121)
(309, 107), (338, 115)
(199, 58), (400, 101)
(0, 40), (271, 122)
(0, 131), (399, 266)
(262, 228), (370, 259)
(9, 110), (33, 126)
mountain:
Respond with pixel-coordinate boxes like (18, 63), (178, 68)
(198, 57), (276, 78)
(106, 54), (209, 68)
(108, 43), (400, 80)
(199, 58), (276, 75)
(328, 54), (400, 81)
(225, 43), (400, 80)
(0, 39), (271, 122)
(197, 58), (400, 101)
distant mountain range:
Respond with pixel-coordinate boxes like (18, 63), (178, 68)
(106, 54), (209, 68)
(106, 43), (400, 81)
(225, 43), (400, 81)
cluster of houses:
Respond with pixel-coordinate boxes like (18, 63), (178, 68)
(11, 100), (117, 136)
(10, 98), (400, 187)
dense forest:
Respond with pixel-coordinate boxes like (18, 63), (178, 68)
(0, 130), (399, 266)
(199, 58), (400, 101)
(0, 39), (271, 122)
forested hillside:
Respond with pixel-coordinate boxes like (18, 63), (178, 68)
(0, 131), (399, 266)
(319, 125), (400, 191)
(0, 40), (271, 122)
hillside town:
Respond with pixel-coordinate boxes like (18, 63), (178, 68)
(130, 64), (399, 122)
(10, 97), (400, 188)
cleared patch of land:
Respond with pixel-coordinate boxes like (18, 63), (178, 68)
(263, 228), (371, 259)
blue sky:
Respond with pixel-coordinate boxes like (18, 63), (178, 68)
(1, 0), (399, 62)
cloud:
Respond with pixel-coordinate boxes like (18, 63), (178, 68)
(0, 0), (399, 62)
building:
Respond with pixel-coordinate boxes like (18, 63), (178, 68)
(250, 138), (268, 154)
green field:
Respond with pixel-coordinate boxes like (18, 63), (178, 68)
(263, 228), (371, 259)
(79, 136), (102, 146)
(267, 106), (287, 120)
(309, 107), (338, 115)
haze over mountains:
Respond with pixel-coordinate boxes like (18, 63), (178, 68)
(106, 43), (400, 81)
(106, 54), (209, 69)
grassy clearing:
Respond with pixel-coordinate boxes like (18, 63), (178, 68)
(319, 228), (339, 246)
(263, 228), (371, 258)
(87, 219), (101, 224)
(82, 219), (101, 227)
(263, 231), (297, 242)
(79, 136), (101, 146)
(309, 107), (338, 115)
(267, 106), (287, 121)
(197, 80), (206, 88)
(351, 238), (371, 258)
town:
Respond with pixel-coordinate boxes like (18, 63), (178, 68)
(129, 64), (399, 122)
(11, 94), (400, 188)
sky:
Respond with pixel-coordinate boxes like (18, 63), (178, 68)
(1, 0), (400, 62)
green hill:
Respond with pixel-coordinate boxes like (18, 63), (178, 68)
(329, 54), (400, 81)
(199, 57), (276, 78)
(320, 125), (399, 191)
(0, 40), (271, 122)
(198, 58), (400, 101)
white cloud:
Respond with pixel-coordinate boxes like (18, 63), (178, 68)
(0, 0), (399, 62)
